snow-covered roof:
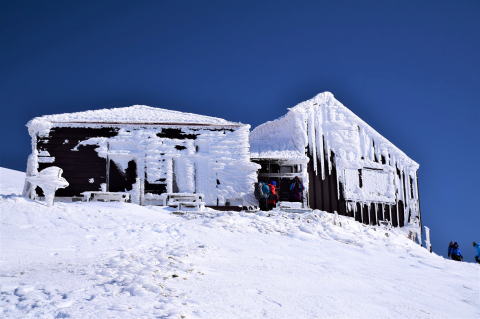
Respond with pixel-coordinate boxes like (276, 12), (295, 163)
(29, 105), (241, 126)
(250, 92), (419, 169)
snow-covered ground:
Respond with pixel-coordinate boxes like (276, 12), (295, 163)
(0, 168), (26, 196)
(0, 168), (478, 318)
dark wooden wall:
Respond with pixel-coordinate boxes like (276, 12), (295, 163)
(34, 125), (236, 199)
(36, 127), (118, 197)
(307, 143), (406, 227)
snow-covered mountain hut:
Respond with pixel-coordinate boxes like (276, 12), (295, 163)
(25, 106), (259, 206)
(250, 92), (421, 228)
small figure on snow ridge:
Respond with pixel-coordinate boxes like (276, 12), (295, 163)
(472, 242), (480, 264)
(448, 241), (463, 261)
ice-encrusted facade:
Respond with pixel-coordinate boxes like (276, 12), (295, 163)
(250, 92), (421, 231)
(24, 105), (259, 206)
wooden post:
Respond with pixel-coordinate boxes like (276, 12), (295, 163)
(424, 226), (432, 252)
(106, 142), (110, 192)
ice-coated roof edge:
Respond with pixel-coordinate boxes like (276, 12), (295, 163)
(28, 104), (242, 127)
(251, 91), (419, 168)
(304, 92), (419, 168)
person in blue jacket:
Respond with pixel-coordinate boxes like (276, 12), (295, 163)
(254, 181), (271, 211)
(289, 176), (304, 202)
(447, 241), (454, 258)
(473, 242), (480, 264)
(448, 242), (463, 261)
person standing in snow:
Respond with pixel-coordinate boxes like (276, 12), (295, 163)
(447, 241), (455, 258)
(289, 176), (304, 202)
(472, 242), (480, 264)
(267, 181), (279, 210)
(450, 242), (463, 261)
(255, 182), (270, 211)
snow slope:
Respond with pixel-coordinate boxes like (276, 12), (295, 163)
(0, 167), (25, 195)
(0, 168), (478, 318)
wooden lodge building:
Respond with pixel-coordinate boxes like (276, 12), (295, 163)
(250, 92), (421, 228)
(24, 105), (259, 206)
(24, 92), (421, 230)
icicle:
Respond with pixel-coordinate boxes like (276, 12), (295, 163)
(360, 128), (367, 160)
(307, 109), (318, 174)
(326, 139), (332, 175)
(374, 141), (381, 163)
(336, 175), (340, 200)
(315, 107), (325, 180)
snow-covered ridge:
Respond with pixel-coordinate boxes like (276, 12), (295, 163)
(0, 167), (25, 195)
(28, 105), (240, 127)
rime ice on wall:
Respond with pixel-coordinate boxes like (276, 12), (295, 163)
(26, 105), (259, 206)
(72, 126), (259, 205)
(250, 92), (420, 227)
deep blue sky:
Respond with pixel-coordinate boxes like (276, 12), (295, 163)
(1, 1), (479, 260)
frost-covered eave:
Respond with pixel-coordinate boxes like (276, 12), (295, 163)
(26, 118), (248, 138)
(250, 155), (308, 162)
(49, 121), (245, 128)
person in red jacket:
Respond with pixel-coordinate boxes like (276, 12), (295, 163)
(267, 180), (279, 210)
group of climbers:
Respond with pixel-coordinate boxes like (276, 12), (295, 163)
(255, 176), (304, 211)
(447, 241), (480, 263)
(254, 180), (277, 211)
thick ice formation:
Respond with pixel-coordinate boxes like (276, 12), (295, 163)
(72, 126), (259, 205)
(25, 166), (69, 206)
(250, 92), (420, 220)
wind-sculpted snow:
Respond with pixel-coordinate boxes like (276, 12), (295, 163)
(0, 169), (478, 319)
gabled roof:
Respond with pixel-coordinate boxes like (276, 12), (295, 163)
(250, 92), (419, 169)
(31, 105), (240, 126)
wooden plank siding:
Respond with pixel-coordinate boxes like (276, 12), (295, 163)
(307, 143), (406, 227)
(36, 127), (119, 197)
